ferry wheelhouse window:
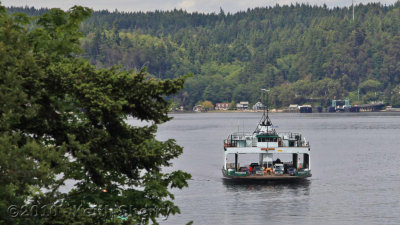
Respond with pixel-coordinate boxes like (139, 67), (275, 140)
(258, 137), (278, 142)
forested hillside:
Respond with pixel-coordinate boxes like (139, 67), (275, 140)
(8, 3), (400, 108)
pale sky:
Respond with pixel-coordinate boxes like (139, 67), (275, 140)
(1, 0), (398, 13)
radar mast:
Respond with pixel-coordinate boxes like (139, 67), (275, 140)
(254, 89), (274, 134)
(260, 88), (272, 127)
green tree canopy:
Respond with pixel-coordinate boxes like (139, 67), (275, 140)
(0, 5), (190, 224)
(359, 79), (383, 94)
(201, 100), (214, 111)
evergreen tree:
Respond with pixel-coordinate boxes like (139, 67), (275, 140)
(0, 5), (190, 224)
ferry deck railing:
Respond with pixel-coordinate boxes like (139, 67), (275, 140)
(224, 133), (310, 148)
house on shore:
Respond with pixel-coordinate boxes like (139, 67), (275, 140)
(252, 102), (264, 110)
(288, 104), (299, 112)
(236, 101), (249, 110)
(193, 105), (203, 112)
(299, 105), (312, 113)
(215, 102), (231, 110)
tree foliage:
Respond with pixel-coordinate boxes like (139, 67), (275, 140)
(200, 100), (214, 111)
(0, 4), (190, 224)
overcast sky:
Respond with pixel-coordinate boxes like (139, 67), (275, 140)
(1, 0), (398, 13)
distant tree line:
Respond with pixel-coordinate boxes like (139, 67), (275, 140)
(8, 2), (400, 108)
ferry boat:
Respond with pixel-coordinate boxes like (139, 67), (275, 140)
(222, 90), (311, 181)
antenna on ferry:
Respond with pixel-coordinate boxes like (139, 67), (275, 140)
(261, 88), (272, 126)
(254, 88), (272, 134)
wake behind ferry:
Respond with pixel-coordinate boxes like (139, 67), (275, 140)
(222, 90), (311, 181)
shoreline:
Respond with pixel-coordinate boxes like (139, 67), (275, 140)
(170, 109), (400, 114)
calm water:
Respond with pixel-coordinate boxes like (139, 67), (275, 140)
(152, 112), (400, 225)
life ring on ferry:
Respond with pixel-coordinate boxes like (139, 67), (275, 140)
(224, 143), (230, 147)
(264, 168), (272, 175)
